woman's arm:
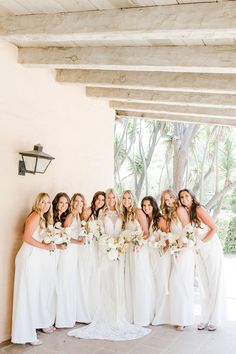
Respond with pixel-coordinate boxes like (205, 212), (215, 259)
(177, 206), (191, 228)
(197, 206), (218, 242)
(23, 212), (53, 250)
(135, 208), (149, 239)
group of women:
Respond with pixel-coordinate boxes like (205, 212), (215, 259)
(11, 188), (225, 345)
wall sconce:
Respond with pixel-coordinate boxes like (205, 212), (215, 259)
(18, 144), (55, 176)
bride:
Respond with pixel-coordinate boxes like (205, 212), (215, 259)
(68, 188), (151, 341)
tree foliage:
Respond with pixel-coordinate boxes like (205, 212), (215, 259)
(114, 118), (236, 223)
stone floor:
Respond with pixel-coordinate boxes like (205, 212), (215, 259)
(2, 255), (236, 354)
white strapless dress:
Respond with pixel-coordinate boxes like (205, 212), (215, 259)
(68, 211), (151, 340)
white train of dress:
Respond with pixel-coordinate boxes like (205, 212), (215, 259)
(68, 210), (151, 340)
(125, 219), (155, 326)
(11, 226), (57, 344)
(168, 219), (195, 326)
(195, 223), (226, 326)
(149, 222), (171, 325)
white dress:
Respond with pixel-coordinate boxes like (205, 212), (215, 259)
(55, 217), (80, 328)
(76, 217), (95, 323)
(149, 222), (171, 325)
(195, 223), (226, 326)
(168, 219), (195, 327)
(68, 210), (151, 341)
(11, 226), (57, 344)
(125, 219), (155, 326)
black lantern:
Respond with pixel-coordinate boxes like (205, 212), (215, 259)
(18, 144), (55, 175)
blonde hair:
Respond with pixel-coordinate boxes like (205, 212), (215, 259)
(102, 188), (120, 217)
(120, 190), (136, 230)
(70, 193), (87, 220)
(160, 189), (179, 226)
(32, 192), (53, 229)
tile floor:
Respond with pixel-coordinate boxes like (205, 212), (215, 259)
(1, 255), (236, 354)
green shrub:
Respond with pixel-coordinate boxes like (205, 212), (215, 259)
(224, 216), (236, 254)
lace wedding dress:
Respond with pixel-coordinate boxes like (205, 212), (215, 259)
(68, 210), (151, 341)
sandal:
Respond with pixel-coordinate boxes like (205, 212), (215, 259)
(176, 326), (185, 331)
(207, 324), (216, 331)
(42, 327), (54, 334)
(197, 323), (208, 330)
(30, 339), (42, 346)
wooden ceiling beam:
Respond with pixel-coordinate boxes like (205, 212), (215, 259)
(18, 45), (236, 73)
(86, 87), (236, 109)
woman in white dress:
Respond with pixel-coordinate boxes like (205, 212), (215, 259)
(68, 188), (151, 340)
(75, 193), (97, 323)
(11, 193), (56, 345)
(85, 191), (106, 221)
(160, 189), (195, 331)
(55, 193), (86, 328)
(141, 196), (171, 326)
(84, 191), (106, 318)
(120, 190), (154, 326)
(178, 189), (226, 331)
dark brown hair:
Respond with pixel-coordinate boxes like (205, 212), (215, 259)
(178, 189), (202, 228)
(52, 192), (70, 226)
(141, 196), (162, 231)
(90, 191), (106, 220)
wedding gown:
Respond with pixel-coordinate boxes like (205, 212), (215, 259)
(55, 217), (80, 328)
(125, 219), (155, 326)
(68, 210), (151, 340)
(149, 222), (171, 325)
(168, 219), (195, 326)
(12, 226), (57, 344)
(195, 223), (226, 326)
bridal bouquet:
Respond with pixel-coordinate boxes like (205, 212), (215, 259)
(44, 222), (71, 252)
(99, 234), (122, 261)
(180, 225), (196, 248)
(79, 220), (94, 244)
(130, 229), (146, 252)
(166, 232), (183, 255)
(148, 230), (168, 256)
(88, 219), (105, 241)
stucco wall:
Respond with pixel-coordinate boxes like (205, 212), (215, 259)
(0, 40), (114, 343)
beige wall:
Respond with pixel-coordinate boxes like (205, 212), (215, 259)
(0, 40), (114, 343)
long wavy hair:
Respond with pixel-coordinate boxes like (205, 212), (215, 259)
(178, 188), (202, 228)
(160, 189), (179, 227)
(141, 196), (162, 231)
(102, 188), (120, 217)
(120, 190), (136, 230)
(90, 191), (106, 220)
(31, 192), (53, 229)
(52, 192), (70, 226)
(70, 193), (86, 220)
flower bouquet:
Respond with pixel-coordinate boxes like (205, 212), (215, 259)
(148, 230), (168, 256)
(88, 219), (105, 241)
(79, 220), (94, 244)
(130, 229), (146, 252)
(99, 234), (121, 261)
(44, 222), (71, 252)
(180, 225), (196, 248)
